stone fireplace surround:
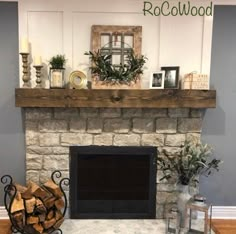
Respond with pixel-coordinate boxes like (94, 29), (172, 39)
(24, 107), (202, 218)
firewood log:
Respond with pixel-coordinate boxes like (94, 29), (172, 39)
(25, 197), (36, 213)
(55, 198), (65, 210)
(28, 181), (40, 194)
(43, 180), (63, 198)
(12, 211), (25, 229)
(21, 185), (33, 200)
(43, 217), (56, 229)
(35, 198), (45, 210)
(11, 192), (24, 213)
(12, 211), (22, 222)
(38, 213), (46, 222)
(46, 209), (54, 220)
(34, 187), (51, 200)
(14, 183), (27, 193)
(27, 216), (39, 224)
(35, 198), (43, 207)
(55, 210), (63, 221)
(33, 223), (44, 233)
(35, 199), (47, 214)
(44, 196), (56, 209)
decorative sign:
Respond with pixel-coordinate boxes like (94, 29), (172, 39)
(182, 73), (209, 90)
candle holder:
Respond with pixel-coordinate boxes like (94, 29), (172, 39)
(34, 65), (43, 88)
(20, 52), (30, 88)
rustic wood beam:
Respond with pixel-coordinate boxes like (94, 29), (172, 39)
(15, 88), (216, 108)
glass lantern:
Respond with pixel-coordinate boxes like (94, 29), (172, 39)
(50, 68), (65, 88)
(184, 194), (212, 234)
(166, 207), (181, 234)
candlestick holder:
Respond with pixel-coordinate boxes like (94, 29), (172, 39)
(34, 65), (43, 88)
(20, 52), (30, 88)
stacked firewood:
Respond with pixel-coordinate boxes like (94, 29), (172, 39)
(9, 180), (65, 233)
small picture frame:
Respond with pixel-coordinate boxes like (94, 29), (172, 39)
(150, 71), (165, 89)
(161, 66), (180, 89)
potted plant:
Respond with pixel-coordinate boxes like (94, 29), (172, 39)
(157, 140), (222, 227)
(49, 54), (66, 88)
(85, 49), (147, 89)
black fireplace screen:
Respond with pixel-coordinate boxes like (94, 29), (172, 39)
(70, 146), (157, 219)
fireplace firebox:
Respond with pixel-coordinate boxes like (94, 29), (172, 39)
(70, 146), (157, 219)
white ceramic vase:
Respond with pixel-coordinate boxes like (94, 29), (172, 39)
(177, 184), (192, 228)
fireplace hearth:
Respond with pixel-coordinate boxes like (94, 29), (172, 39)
(69, 146), (157, 219)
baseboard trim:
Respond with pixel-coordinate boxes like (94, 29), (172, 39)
(2, 205), (236, 220)
(0, 206), (8, 219)
(198, 206), (236, 219)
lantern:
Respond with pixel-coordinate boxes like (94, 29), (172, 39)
(184, 194), (212, 234)
(166, 207), (181, 234)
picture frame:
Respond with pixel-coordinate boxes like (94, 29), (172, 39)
(149, 71), (165, 89)
(161, 66), (180, 89)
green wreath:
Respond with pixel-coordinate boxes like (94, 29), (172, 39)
(85, 49), (147, 85)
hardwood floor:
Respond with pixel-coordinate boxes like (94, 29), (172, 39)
(211, 219), (236, 234)
(0, 219), (11, 234)
(0, 219), (236, 234)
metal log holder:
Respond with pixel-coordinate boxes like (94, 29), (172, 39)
(1, 170), (70, 234)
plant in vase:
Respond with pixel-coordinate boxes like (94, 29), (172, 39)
(85, 49), (147, 89)
(49, 54), (66, 88)
(157, 140), (222, 228)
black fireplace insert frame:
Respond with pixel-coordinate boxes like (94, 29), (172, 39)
(70, 146), (157, 219)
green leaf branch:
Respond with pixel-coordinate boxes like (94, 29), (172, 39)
(85, 50), (147, 85)
(157, 141), (222, 187)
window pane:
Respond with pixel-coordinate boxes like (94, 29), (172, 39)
(112, 34), (122, 48)
(124, 35), (133, 48)
(101, 34), (110, 48)
(112, 54), (121, 65)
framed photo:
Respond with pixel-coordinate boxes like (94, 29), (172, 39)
(161, 66), (180, 89)
(150, 71), (165, 89)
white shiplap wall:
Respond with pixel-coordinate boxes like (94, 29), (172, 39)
(18, 0), (217, 88)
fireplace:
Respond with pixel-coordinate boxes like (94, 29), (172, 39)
(69, 146), (157, 219)
(24, 107), (203, 218)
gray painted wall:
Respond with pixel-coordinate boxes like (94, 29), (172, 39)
(0, 2), (25, 205)
(201, 5), (236, 205)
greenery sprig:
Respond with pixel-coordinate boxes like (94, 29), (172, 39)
(157, 141), (222, 187)
(85, 50), (147, 85)
(49, 54), (66, 69)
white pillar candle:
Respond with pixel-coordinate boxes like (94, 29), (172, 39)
(34, 56), (42, 66)
(20, 37), (29, 53)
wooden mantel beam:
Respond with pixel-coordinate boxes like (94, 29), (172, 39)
(15, 88), (216, 109)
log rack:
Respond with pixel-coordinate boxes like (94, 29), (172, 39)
(1, 171), (69, 234)
(15, 88), (216, 109)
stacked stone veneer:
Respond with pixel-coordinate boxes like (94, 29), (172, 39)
(24, 107), (203, 218)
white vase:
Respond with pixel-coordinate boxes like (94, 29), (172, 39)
(177, 184), (192, 228)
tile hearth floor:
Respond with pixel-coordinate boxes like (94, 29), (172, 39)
(59, 219), (214, 234)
